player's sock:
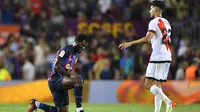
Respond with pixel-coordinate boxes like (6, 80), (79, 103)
(35, 101), (57, 112)
(154, 93), (162, 112)
(150, 85), (171, 105)
(74, 85), (83, 111)
(76, 107), (83, 112)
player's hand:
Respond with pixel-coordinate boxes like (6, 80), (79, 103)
(118, 42), (131, 50)
(71, 74), (82, 84)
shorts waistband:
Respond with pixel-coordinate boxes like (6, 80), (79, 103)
(149, 61), (171, 63)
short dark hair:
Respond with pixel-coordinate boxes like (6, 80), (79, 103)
(75, 34), (89, 42)
(151, 0), (166, 11)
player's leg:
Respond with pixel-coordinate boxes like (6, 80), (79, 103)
(146, 63), (176, 112)
(153, 80), (176, 112)
(61, 74), (84, 112)
(28, 99), (58, 112)
(145, 78), (167, 112)
(145, 63), (166, 112)
(61, 76), (77, 90)
(145, 77), (162, 112)
(153, 81), (163, 112)
(74, 74), (84, 112)
(28, 99), (69, 112)
(49, 75), (74, 112)
(57, 105), (69, 112)
(74, 84), (84, 112)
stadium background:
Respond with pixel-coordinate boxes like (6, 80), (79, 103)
(0, 0), (200, 112)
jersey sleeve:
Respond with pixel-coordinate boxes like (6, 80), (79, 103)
(148, 19), (157, 34)
(57, 48), (69, 60)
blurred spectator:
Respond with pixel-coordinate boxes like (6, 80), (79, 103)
(77, 11), (87, 21)
(1, 4), (13, 24)
(109, 47), (120, 80)
(177, 37), (190, 57)
(119, 49), (134, 79)
(80, 52), (94, 80)
(165, 0), (177, 18)
(185, 59), (199, 80)
(50, 7), (65, 25)
(176, 0), (189, 20)
(0, 52), (11, 81)
(39, 10), (49, 33)
(100, 59), (113, 79)
(104, 2), (120, 20)
(20, 24), (35, 38)
(130, 0), (144, 20)
(31, 0), (42, 15)
(139, 44), (151, 73)
(175, 61), (189, 80)
(90, 5), (102, 21)
(65, 0), (78, 19)
(90, 47), (108, 80)
(34, 38), (49, 79)
(15, 7), (29, 28)
(22, 56), (35, 81)
(98, 0), (112, 13)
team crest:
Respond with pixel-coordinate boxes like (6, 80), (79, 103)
(65, 64), (71, 69)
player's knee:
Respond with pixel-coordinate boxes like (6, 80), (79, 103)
(144, 83), (151, 90)
(144, 78), (154, 90)
(144, 82), (153, 90)
(62, 77), (77, 90)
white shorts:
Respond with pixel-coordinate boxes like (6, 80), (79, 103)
(145, 62), (171, 82)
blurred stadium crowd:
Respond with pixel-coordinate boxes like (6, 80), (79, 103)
(0, 0), (199, 81)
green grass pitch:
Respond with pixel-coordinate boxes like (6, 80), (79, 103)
(0, 103), (199, 112)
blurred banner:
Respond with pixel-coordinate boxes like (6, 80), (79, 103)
(0, 25), (20, 33)
(0, 80), (89, 103)
(117, 80), (200, 104)
(65, 20), (148, 38)
(88, 80), (121, 103)
(0, 80), (200, 104)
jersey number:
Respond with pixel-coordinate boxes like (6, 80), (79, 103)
(157, 19), (171, 51)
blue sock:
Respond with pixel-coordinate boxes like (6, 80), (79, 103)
(74, 86), (83, 108)
(37, 102), (57, 112)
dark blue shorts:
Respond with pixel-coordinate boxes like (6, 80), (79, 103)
(48, 74), (69, 107)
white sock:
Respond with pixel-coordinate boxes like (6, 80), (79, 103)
(35, 101), (40, 108)
(76, 107), (83, 112)
(150, 85), (171, 105)
(154, 92), (162, 112)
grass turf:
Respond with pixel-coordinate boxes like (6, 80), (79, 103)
(0, 103), (199, 112)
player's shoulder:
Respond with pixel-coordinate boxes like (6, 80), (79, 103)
(150, 17), (170, 25)
(61, 45), (73, 52)
(58, 45), (73, 56)
(149, 18), (158, 26)
(158, 17), (170, 24)
(150, 17), (158, 22)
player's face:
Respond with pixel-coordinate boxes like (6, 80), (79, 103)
(77, 40), (88, 53)
(149, 5), (156, 18)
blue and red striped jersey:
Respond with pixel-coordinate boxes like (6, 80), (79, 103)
(51, 45), (79, 75)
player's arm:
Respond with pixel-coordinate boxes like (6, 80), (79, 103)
(54, 60), (82, 82)
(54, 59), (73, 77)
(54, 49), (82, 82)
(119, 19), (156, 50)
(119, 31), (154, 50)
(53, 49), (74, 77)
